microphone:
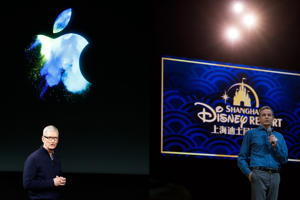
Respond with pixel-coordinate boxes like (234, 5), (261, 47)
(267, 127), (275, 147)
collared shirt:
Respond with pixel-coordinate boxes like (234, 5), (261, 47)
(237, 126), (288, 177)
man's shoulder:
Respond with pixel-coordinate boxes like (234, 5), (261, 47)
(273, 131), (284, 138)
(26, 147), (44, 160)
(245, 127), (259, 134)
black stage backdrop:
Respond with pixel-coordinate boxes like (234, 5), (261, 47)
(1, 0), (149, 199)
(149, 0), (300, 200)
(2, 0), (149, 174)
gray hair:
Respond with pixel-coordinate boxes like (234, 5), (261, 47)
(258, 106), (274, 116)
(43, 125), (59, 136)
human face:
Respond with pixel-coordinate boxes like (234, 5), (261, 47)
(259, 109), (274, 128)
(42, 130), (59, 152)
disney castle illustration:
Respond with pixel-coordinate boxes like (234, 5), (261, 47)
(233, 79), (251, 107)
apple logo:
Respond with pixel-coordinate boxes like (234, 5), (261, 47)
(29, 8), (90, 99)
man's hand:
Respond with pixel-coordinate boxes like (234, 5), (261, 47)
(269, 135), (278, 146)
(248, 172), (253, 182)
(53, 176), (66, 186)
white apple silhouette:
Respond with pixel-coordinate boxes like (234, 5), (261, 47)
(30, 8), (90, 98)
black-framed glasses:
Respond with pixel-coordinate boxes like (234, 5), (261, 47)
(44, 136), (58, 141)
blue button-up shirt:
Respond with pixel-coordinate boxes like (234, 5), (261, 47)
(237, 126), (288, 177)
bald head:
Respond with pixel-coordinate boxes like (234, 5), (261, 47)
(43, 125), (59, 136)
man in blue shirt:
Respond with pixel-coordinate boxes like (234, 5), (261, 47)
(237, 106), (288, 200)
(23, 125), (66, 200)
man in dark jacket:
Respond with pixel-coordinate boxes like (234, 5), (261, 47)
(23, 125), (66, 200)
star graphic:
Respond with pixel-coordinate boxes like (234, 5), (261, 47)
(222, 91), (229, 103)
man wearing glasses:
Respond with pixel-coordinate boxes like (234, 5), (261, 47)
(23, 125), (66, 200)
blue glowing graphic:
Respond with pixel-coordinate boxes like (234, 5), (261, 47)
(28, 8), (90, 98)
(53, 8), (72, 33)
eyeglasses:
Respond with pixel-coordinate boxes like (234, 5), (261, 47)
(44, 136), (58, 141)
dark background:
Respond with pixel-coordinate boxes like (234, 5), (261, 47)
(149, 0), (300, 200)
(1, 0), (149, 199)
(1, 0), (300, 199)
(3, 0), (149, 175)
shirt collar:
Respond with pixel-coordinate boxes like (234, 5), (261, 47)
(40, 145), (55, 157)
(258, 125), (265, 130)
(257, 126), (273, 134)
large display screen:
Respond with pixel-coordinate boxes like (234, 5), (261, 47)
(1, 2), (149, 174)
(161, 56), (300, 162)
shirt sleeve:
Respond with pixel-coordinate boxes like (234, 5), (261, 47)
(237, 131), (252, 177)
(23, 155), (54, 190)
(272, 133), (288, 164)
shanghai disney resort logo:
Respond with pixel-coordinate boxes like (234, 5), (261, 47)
(194, 78), (283, 135)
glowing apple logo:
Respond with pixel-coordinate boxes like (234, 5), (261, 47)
(28, 8), (90, 98)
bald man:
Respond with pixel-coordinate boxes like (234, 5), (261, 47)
(23, 125), (66, 200)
